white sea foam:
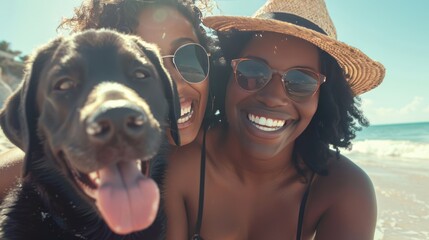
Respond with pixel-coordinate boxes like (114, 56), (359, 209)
(344, 140), (429, 161)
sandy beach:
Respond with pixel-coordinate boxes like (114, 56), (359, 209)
(347, 153), (429, 240)
(1, 129), (428, 239)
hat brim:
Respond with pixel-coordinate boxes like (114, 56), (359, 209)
(203, 16), (385, 95)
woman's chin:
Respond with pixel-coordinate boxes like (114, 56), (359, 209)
(178, 127), (199, 146)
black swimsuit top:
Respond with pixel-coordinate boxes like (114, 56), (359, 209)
(192, 127), (315, 240)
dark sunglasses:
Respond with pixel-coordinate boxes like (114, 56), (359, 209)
(162, 43), (210, 84)
(231, 58), (326, 102)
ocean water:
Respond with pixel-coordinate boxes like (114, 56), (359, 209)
(345, 121), (429, 162)
(344, 122), (429, 240)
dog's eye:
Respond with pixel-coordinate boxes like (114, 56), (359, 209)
(54, 78), (77, 91)
(133, 69), (149, 80)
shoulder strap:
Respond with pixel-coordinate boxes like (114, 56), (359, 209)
(296, 172), (316, 240)
(192, 125), (208, 240)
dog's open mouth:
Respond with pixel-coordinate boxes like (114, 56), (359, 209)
(73, 159), (150, 193)
(61, 152), (160, 235)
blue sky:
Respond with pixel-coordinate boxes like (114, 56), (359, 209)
(1, 0), (428, 125)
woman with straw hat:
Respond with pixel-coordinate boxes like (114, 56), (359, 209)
(164, 0), (384, 239)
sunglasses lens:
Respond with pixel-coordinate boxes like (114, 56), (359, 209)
(174, 44), (209, 83)
(235, 60), (271, 91)
(283, 69), (319, 101)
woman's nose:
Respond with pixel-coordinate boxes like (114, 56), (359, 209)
(255, 73), (291, 107)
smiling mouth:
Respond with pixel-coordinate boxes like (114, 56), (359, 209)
(247, 113), (291, 132)
(178, 102), (194, 124)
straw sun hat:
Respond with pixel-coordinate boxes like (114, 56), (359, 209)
(203, 0), (385, 95)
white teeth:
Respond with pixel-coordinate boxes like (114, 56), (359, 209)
(254, 125), (279, 132)
(178, 105), (193, 124)
(247, 113), (286, 131)
(180, 105), (192, 117)
(260, 117), (266, 125)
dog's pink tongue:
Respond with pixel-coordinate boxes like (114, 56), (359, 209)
(95, 161), (159, 235)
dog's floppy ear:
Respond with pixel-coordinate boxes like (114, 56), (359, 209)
(133, 38), (181, 146)
(0, 37), (64, 176)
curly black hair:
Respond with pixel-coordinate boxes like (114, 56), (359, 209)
(59, 0), (214, 51)
(211, 31), (369, 176)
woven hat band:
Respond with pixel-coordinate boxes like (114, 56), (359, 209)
(259, 12), (327, 36)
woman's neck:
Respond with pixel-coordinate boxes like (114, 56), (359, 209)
(210, 125), (299, 186)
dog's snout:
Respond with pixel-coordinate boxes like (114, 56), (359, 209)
(86, 103), (149, 144)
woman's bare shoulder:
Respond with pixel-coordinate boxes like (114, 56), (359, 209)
(0, 147), (25, 201)
(321, 153), (374, 191)
(311, 153), (377, 239)
(311, 152), (376, 211)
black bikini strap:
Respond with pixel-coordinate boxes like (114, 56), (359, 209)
(192, 124), (208, 240)
(296, 173), (316, 240)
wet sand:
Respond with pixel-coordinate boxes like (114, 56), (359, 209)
(348, 153), (429, 240)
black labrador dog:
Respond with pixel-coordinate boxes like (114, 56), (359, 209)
(0, 29), (179, 239)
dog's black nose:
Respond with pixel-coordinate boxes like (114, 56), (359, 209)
(86, 104), (149, 143)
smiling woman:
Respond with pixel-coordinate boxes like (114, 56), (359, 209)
(164, 0), (385, 239)
(133, 5), (210, 145)
(225, 34), (322, 160)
